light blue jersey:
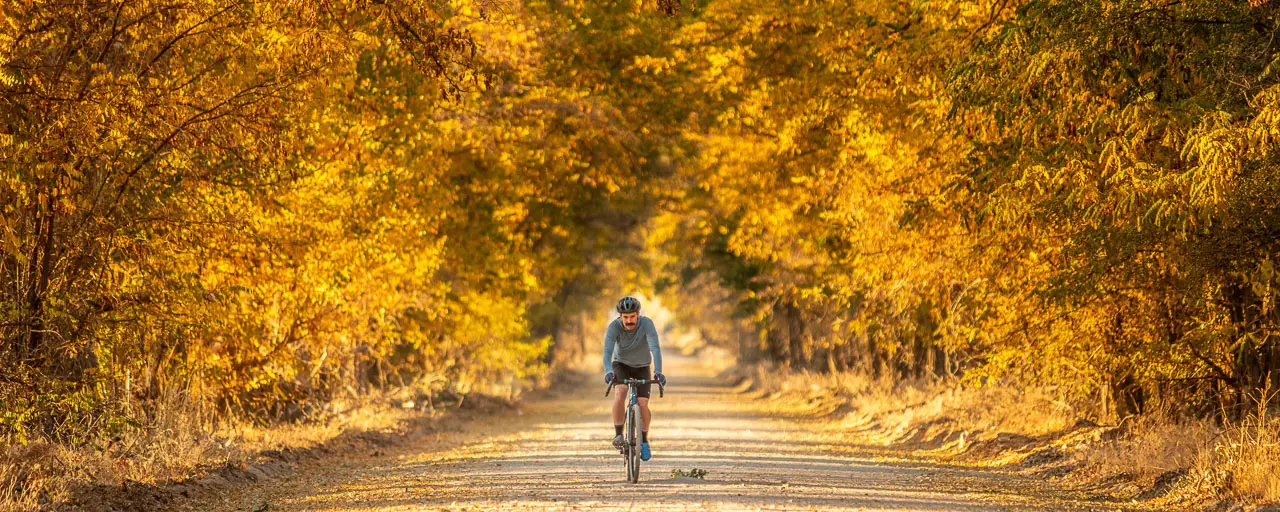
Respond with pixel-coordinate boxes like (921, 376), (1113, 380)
(602, 316), (662, 373)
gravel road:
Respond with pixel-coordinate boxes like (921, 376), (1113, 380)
(180, 355), (1127, 511)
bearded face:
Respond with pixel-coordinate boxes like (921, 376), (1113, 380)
(620, 311), (639, 331)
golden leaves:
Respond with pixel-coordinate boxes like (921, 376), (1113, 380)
(0, 0), (621, 434)
(643, 0), (1280, 413)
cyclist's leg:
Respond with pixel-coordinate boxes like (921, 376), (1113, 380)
(611, 383), (628, 424)
(638, 396), (651, 432)
(633, 366), (652, 434)
(638, 395), (653, 461)
(611, 362), (638, 448)
(634, 370), (652, 455)
(611, 362), (631, 429)
(610, 384), (628, 449)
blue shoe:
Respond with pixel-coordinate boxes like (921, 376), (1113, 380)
(612, 434), (625, 450)
(640, 442), (652, 461)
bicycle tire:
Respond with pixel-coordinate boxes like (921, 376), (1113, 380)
(628, 403), (641, 483)
(624, 442), (635, 483)
(623, 404), (635, 482)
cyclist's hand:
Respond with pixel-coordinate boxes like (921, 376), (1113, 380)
(654, 373), (667, 387)
(605, 372), (616, 385)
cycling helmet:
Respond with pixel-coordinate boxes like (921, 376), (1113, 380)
(616, 296), (641, 314)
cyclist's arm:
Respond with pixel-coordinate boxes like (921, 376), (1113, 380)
(646, 320), (662, 374)
(602, 323), (617, 373)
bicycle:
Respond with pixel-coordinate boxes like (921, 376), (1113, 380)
(605, 377), (664, 483)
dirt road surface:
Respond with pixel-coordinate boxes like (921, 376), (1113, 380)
(180, 355), (1128, 511)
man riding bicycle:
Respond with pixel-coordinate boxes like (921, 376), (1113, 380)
(603, 296), (666, 461)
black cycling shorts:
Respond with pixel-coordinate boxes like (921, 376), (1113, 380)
(611, 362), (652, 399)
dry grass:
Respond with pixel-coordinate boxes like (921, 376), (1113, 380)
(842, 377), (1076, 444)
(1077, 405), (1279, 505)
(732, 362), (1280, 507)
(0, 376), (520, 511)
(1066, 387), (1280, 504)
(1196, 399), (1280, 503)
(734, 362), (1075, 444)
(0, 388), (222, 511)
(226, 401), (417, 457)
(1079, 412), (1215, 484)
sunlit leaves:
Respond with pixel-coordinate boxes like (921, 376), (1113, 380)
(647, 0), (1280, 416)
(0, 0), (650, 439)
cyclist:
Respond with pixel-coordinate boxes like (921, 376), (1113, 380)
(603, 295), (666, 461)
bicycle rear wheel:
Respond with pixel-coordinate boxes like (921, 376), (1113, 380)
(627, 403), (641, 483)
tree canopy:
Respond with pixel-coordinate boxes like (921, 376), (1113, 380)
(4, 0), (1280, 444)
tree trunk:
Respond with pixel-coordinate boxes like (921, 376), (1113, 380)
(25, 194), (57, 358)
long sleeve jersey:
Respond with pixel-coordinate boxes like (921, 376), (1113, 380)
(602, 316), (662, 374)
